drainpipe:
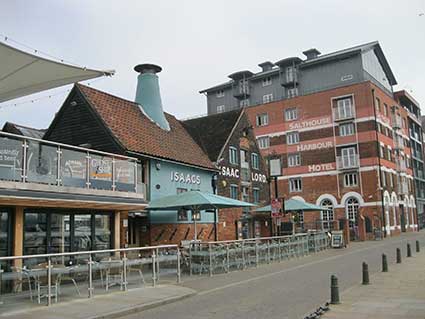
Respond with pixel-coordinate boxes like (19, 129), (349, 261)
(212, 173), (218, 241)
(372, 88), (387, 238)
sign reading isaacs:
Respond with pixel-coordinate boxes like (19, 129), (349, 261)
(219, 166), (267, 183)
(171, 171), (201, 185)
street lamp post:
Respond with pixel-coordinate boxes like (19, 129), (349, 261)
(269, 157), (284, 236)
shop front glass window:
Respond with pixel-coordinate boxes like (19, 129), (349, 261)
(74, 214), (92, 252)
(95, 214), (112, 250)
(24, 212), (47, 266)
(50, 213), (71, 254)
(0, 210), (9, 258)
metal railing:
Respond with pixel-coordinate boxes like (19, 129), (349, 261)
(0, 245), (180, 308)
(186, 232), (328, 276)
(0, 131), (145, 196)
(336, 154), (359, 170)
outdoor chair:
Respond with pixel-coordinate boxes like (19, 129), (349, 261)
(31, 263), (60, 304)
(10, 266), (33, 301)
(56, 264), (81, 296)
(100, 258), (124, 291)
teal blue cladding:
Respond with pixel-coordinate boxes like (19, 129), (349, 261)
(149, 160), (216, 224)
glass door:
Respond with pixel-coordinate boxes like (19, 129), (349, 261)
(0, 209), (10, 258)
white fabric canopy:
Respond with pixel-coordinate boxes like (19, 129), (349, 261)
(0, 41), (114, 103)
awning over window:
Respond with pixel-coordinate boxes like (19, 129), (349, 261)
(0, 41), (114, 103)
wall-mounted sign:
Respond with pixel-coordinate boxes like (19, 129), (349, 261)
(171, 171), (201, 185)
(220, 166), (267, 183)
(296, 141), (333, 152)
(341, 74), (354, 81)
(220, 166), (239, 178)
(251, 172), (267, 183)
(308, 163), (334, 172)
(288, 117), (330, 130)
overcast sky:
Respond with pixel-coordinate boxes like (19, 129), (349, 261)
(1, 0), (424, 129)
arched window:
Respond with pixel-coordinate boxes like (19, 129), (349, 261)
(346, 197), (359, 228)
(321, 199), (334, 230)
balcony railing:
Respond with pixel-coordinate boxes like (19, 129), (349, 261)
(392, 117), (402, 130)
(233, 84), (250, 98)
(396, 160), (407, 172)
(0, 131), (144, 197)
(281, 72), (298, 87)
(336, 154), (359, 170)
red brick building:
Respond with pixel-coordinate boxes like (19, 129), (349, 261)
(201, 42), (419, 241)
(183, 109), (270, 240)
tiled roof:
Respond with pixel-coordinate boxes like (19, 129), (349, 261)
(182, 109), (243, 162)
(76, 84), (215, 170)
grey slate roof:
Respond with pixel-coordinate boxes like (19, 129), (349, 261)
(2, 122), (46, 139)
(182, 109), (243, 162)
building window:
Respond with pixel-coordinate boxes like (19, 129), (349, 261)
(380, 145), (385, 158)
(256, 113), (269, 126)
(262, 94), (274, 103)
(384, 103), (388, 116)
(320, 199), (334, 230)
(262, 76), (272, 87)
(375, 97), (381, 113)
(334, 97), (354, 120)
(216, 89), (225, 98)
(217, 105), (225, 113)
(251, 153), (259, 170)
(177, 188), (187, 194)
(257, 137), (270, 149)
(287, 88), (298, 98)
(339, 122), (355, 136)
(289, 178), (302, 192)
(381, 171), (386, 187)
(253, 188), (260, 203)
(288, 153), (301, 167)
(387, 147), (392, 161)
(286, 132), (300, 145)
(240, 99), (250, 107)
(177, 210), (188, 221)
(345, 197), (359, 228)
(230, 184), (238, 199)
(285, 107), (298, 121)
(390, 173), (394, 187)
(229, 146), (239, 165)
(344, 172), (358, 187)
(286, 66), (295, 82)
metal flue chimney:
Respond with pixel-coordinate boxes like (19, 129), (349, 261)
(134, 63), (170, 131)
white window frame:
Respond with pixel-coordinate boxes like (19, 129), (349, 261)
(230, 184), (238, 199)
(262, 76), (272, 87)
(344, 172), (358, 187)
(289, 177), (302, 192)
(216, 105), (225, 113)
(286, 131), (300, 145)
(257, 137), (270, 149)
(256, 113), (269, 126)
(251, 153), (259, 170)
(216, 90), (225, 98)
(286, 66), (295, 82)
(262, 94), (273, 103)
(253, 187), (260, 203)
(288, 153), (301, 167)
(287, 87), (298, 98)
(285, 107), (298, 121)
(335, 97), (354, 119)
(240, 99), (250, 107)
(339, 122), (355, 136)
(229, 146), (238, 165)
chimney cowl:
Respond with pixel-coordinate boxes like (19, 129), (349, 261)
(134, 63), (170, 131)
(302, 48), (321, 60)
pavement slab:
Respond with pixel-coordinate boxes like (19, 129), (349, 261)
(321, 247), (425, 319)
(0, 285), (196, 319)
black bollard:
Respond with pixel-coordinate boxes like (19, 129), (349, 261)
(407, 243), (412, 257)
(330, 275), (340, 304)
(382, 254), (388, 272)
(396, 248), (402, 263)
(416, 240), (420, 253)
(362, 262), (369, 285)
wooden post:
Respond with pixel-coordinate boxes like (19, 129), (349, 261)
(13, 207), (24, 268)
(114, 212), (121, 257)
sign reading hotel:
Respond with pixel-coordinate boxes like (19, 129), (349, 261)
(308, 163), (334, 172)
(288, 117), (331, 130)
(219, 166), (267, 183)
